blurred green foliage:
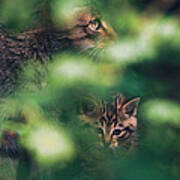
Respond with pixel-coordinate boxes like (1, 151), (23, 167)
(0, 0), (180, 180)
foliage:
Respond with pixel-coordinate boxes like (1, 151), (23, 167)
(0, 0), (180, 179)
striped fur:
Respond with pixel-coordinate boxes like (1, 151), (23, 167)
(81, 95), (140, 149)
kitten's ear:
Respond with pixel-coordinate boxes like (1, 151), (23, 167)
(122, 97), (140, 117)
(79, 97), (101, 117)
(79, 97), (102, 125)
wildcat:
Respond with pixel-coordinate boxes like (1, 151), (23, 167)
(80, 95), (140, 149)
(0, 8), (116, 96)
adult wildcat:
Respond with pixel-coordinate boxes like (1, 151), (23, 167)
(0, 8), (116, 96)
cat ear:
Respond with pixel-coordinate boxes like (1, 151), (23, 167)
(79, 96), (101, 117)
(122, 97), (140, 117)
(79, 96), (102, 125)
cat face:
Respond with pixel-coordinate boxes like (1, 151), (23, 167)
(80, 95), (140, 148)
(66, 9), (116, 51)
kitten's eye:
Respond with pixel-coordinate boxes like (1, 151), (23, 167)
(97, 128), (103, 134)
(118, 123), (123, 127)
(89, 18), (102, 31)
(112, 129), (121, 136)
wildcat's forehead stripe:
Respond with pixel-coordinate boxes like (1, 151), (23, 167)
(100, 96), (126, 125)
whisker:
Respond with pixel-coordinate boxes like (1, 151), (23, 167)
(84, 141), (100, 152)
(93, 49), (102, 61)
(78, 46), (93, 55)
(87, 48), (97, 57)
(88, 48), (102, 61)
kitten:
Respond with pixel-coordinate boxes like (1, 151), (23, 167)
(80, 95), (140, 149)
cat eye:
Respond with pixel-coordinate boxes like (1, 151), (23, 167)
(112, 129), (121, 136)
(89, 18), (102, 31)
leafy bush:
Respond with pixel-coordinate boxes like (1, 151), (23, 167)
(0, 0), (180, 179)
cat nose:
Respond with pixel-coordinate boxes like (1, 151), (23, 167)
(103, 135), (111, 147)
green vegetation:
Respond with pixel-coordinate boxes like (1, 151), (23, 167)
(0, 0), (180, 179)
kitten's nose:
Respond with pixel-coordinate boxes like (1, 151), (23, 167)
(103, 135), (111, 147)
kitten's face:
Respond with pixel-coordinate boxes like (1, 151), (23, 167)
(66, 9), (116, 51)
(80, 96), (140, 148)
